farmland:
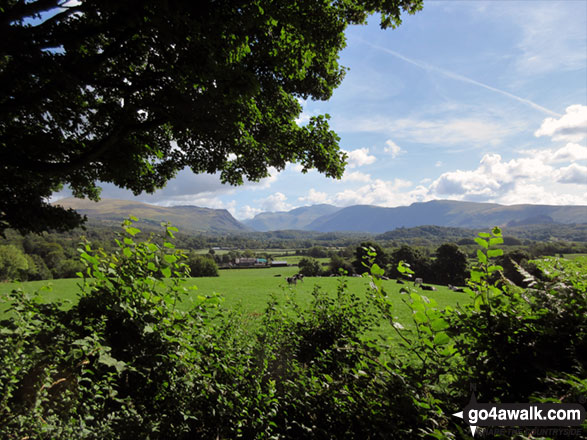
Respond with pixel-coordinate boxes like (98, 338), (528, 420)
(0, 267), (468, 334)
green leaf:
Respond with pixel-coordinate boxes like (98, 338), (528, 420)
(492, 226), (502, 236)
(474, 237), (488, 249)
(487, 249), (503, 258)
(125, 227), (141, 236)
(98, 352), (127, 372)
(122, 247), (132, 258)
(478, 232), (491, 238)
(164, 254), (177, 265)
(470, 270), (481, 283)
(487, 264), (504, 273)
(370, 263), (384, 277)
(431, 318), (449, 332)
(489, 237), (504, 246)
(477, 249), (487, 264)
(161, 267), (171, 278)
(433, 332), (450, 345)
(413, 310), (427, 324)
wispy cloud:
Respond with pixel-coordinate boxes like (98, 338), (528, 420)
(357, 39), (562, 117)
(342, 115), (520, 148)
(384, 139), (404, 158)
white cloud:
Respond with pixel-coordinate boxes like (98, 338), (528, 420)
(550, 143), (587, 162)
(343, 147), (376, 168)
(332, 178), (418, 207)
(496, 183), (582, 206)
(384, 139), (403, 158)
(341, 171), (372, 183)
(427, 150), (586, 205)
(535, 105), (587, 142)
(556, 164), (587, 185)
(234, 205), (262, 220)
(258, 192), (292, 212)
(288, 163), (305, 173)
(251, 168), (279, 190)
(298, 189), (331, 205)
(522, 143), (587, 164)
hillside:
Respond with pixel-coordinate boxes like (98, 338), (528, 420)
(53, 198), (251, 233)
(257, 200), (587, 233)
(243, 204), (341, 231)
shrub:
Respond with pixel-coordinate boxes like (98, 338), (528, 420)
(298, 257), (322, 277)
(431, 243), (468, 286)
(186, 253), (219, 277)
(0, 221), (224, 439)
(0, 244), (29, 281)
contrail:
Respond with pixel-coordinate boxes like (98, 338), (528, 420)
(360, 39), (562, 118)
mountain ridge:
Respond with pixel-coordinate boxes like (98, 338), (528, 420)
(53, 198), (251, 233)
(248, 200), (587, 233)
(54, 198), (587, 234)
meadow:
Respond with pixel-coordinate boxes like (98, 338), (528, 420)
(0, 267), (470, 340)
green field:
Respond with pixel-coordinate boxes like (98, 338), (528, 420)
(0, 268), (471, 341)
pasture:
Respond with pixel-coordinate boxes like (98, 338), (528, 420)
(0, 267), (471, 342)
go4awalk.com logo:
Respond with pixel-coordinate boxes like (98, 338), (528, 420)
(453, 393), (586, 437)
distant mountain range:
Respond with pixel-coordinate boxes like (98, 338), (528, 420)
(243, 204), (341, 231)
(56, 198), (587, 235)
(54, 198), (251, 234)
(245, 200), (587, 233)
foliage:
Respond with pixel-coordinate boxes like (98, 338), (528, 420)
(327, 253), (355, 276)
(431, 243), (468, 286)
(186, 253), (219, 277)
(0, 244), (29, 281)
(0, 220), (217, 438)
(365, 227), (587, 438)
(298, 257), (322, 277)
(353, 241), (388, 275)
(388, 244), (431, 280)
(448, 247), (587, 402)
(0, 0), (423, 234)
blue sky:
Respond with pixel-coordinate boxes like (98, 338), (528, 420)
(56, 0), (587, 219)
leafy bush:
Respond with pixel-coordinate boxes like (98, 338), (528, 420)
(0, 244), (29, 281)
(327, 253), (355, 275)
(298, 257), (322, 276)
(444, 229), (587, 404)
(0, 221), (225, 438)
(431, 243), (468, 286)
(186, 253), (219, 277)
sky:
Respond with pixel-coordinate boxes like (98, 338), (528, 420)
(55, 0), (587, 220)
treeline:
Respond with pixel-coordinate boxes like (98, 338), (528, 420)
(295, 242), (469, 286)
(0, 227), (222, 282)
(2, 223), (587, 282)
(291, 241), (575, 288)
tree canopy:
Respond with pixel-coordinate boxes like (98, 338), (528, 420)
(0, 0), (422, 234)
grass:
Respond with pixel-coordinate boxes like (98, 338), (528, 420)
(0, 268), (472, 344)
